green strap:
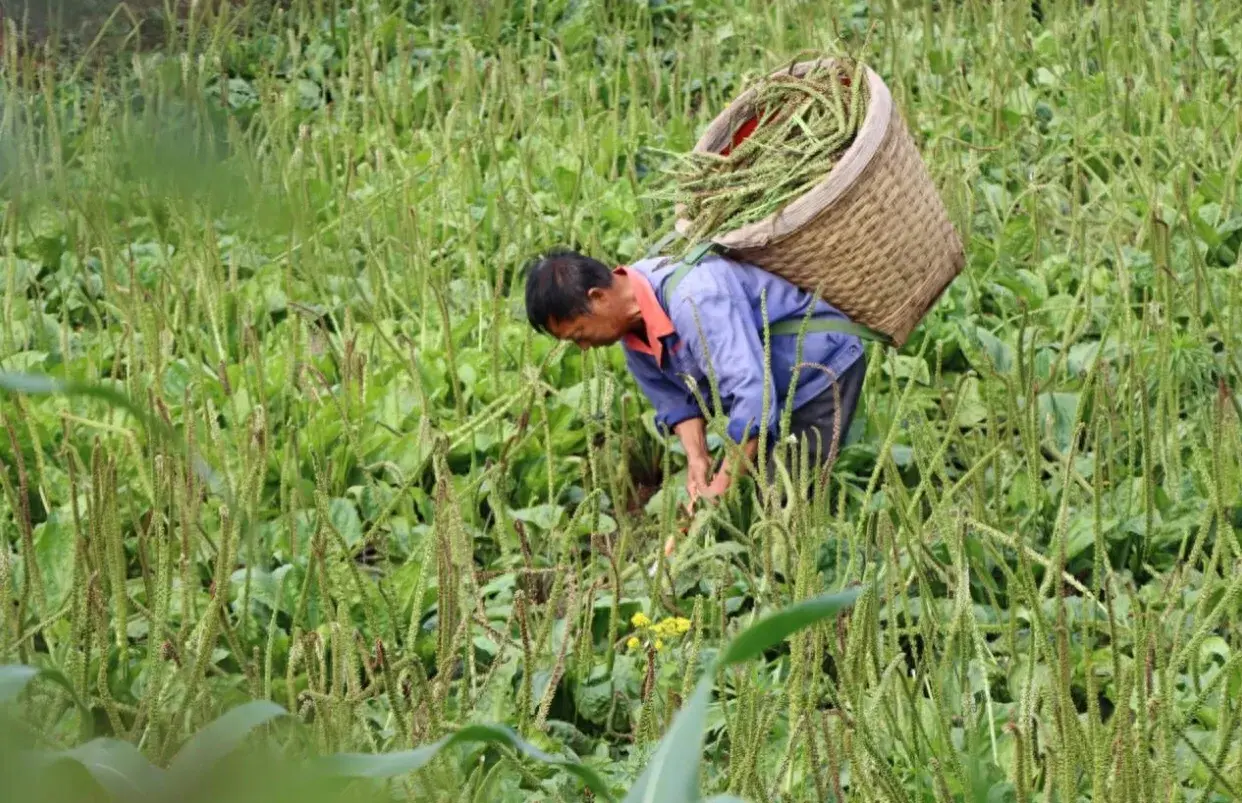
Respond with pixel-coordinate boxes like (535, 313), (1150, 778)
(662, 240), (720, 302)
(644, 227), (684, 259)
(769, 316), (892, 345)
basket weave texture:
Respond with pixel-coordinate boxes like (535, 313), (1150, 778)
(674, 60), (965, 347)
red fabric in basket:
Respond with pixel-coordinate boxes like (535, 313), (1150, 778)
(722, 115), (760, 157)
(719, 72), (853, 157)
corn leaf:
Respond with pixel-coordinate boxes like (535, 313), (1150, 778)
(167, 701), (290, 786)
(622, 679), (714, 803)
(718, 587), (862, 667)
(37, 738), (164, 803)
(316, 722), (615, 801)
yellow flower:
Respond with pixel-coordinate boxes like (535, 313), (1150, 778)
(655, 639), (665, 651)
(649, 616), (691, 640)
(626, 636), (641, 651)
(631, 612), (651, 629)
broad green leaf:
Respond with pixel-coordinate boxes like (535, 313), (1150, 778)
(316, 722), (614, 801)
(963, 327), (1014, 375)
(0, 371), (227, 505)
(1036, 392), (1080, 453)
(0, 372), (172, 442)
(574, 511), (617, 536)
(573, 678), (615, 726)
(167, 701), (289, 783)
(955, 376), (988, 427)
(1199, 636), (1230, 662)
(995, 268), (1048, 308)
(229, 565), (297, 614)
(2, 258), (39, 295)
(33, 510), (76, 612)
(68, 739), (163, 800)
(0, 351), (47, 373)
(1067, 339), (1105, 376)
(275, 510), (319, 560)
(552, 165), (579, 203)
(327, 498), (363, 547)
(510, 504), (565, 531)
(890, 444), (915, 468)
(1064, 513), (1097, 561)
(296, 78), (324, 110)
(882, 355), (930, 384)
(162, 360), (194, 400)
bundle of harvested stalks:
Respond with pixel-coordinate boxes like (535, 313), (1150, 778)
(664, 58), (870, 247)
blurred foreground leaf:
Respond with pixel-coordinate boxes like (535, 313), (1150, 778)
(0, 665), (41, 703)
(48, 739), (164, 802)
(166, 701), (289, 790)
(316, 722), (615, 801)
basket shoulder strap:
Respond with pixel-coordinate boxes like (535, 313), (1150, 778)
(662, 241), (720, 303)
(644, 227), (683, 259)
(663, 262), (695, 302)
(768, 315), (891, 345)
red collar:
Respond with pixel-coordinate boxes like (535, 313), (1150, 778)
(616, 266), (675, 366)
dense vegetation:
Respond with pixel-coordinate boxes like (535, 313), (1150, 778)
(2, 0), (1242, 800)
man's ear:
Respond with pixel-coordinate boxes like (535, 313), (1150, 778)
(585, 286), (608, 305)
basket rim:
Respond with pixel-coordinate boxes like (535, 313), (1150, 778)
(673, 58), (894, 251)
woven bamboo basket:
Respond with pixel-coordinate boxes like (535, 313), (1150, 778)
(673, 59), (964, 348)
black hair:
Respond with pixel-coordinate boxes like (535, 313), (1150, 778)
(522, 247), (614, 334)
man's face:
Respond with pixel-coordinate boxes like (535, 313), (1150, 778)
(546, 288), (626, 350)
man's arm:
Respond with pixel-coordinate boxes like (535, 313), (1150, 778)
(674, 291), (778, 498)
(623, 350), (717, 518)
(673, 416), (710, 503)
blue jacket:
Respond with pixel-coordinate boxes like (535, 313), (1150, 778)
(620, 254), (864, 443)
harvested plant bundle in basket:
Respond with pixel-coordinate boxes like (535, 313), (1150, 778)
(661, 55), (965, 348)
(667, 58), (871, 246)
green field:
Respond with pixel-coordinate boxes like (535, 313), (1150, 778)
(2, 0), (1242, 800)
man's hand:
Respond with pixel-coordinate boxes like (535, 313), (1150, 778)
(686, 457), (711, 510)
(704, 468), (731, 498)
(697, 437), (758, 503)
(674, 418), (712, 513)
(662, 457), (712, 561)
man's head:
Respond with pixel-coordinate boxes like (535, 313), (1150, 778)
(524, 248), (635, 349)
